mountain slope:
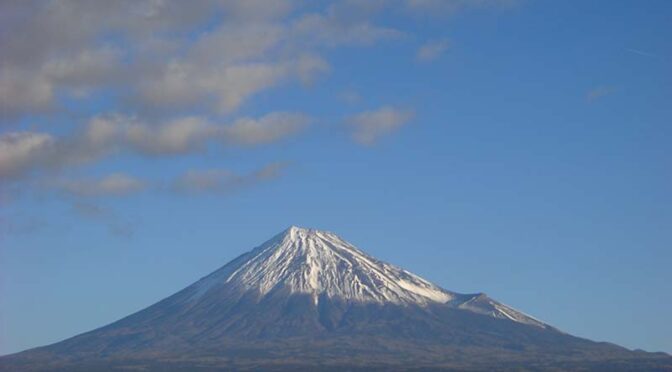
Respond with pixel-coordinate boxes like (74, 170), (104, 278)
(1, 226), (670, 371)
(189, 226), (547, 328)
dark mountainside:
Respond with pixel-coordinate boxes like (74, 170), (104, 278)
(1, 227), (670, 371)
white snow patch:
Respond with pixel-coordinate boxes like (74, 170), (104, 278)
(188, 226), (549, 329)
(192, 226), (455, 306)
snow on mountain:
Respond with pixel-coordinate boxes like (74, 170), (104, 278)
(191, 226), (548, 328)
(5, 225), (669, 371)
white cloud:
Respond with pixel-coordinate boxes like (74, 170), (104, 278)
(138, 61), (290, 114)
(0, 132), (54, 179)
(347, 106), (414, 145)
(0, 112), (309, 184)
(126, 117), (217, 155)
(136, 44), (329, 114)
(190, 22), (284, 65)
(0, 0), (521, 201)
(0, 1), (401, 120)
(212, 63), (292, 114)
(43, 47), (122, 88)
(0, 69), (55, 116)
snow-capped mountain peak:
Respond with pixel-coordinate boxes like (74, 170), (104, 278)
(195, 226), (454, 305)
(6, 226), (665, 370)
(190, 226), (549, 328)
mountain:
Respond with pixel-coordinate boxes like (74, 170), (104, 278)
(1, 226), (670, 371)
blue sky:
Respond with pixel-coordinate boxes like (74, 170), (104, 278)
(1, 0), (671, 355)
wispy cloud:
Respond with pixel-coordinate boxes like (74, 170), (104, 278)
(416, 39), (450, 62)
(404, 0), (520, 15)
(338, 89), (362, 105)
(70, 201), (135, 238)
(54, 173), (146, 197)
(172, 162), (288, 195)
(625, 48), (657, 58)
(347, 106), (414, 145)
(0, 132), (55, 180)
(222, 113), (310, 146)
(586, 86), (617, 103)
(37, 163), (285, 236)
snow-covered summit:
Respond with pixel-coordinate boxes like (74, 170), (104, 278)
(195, 225), (454, 305)
(191, 226), (549, 328)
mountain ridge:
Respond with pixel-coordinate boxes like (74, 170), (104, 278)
(187, 225), (549, 328)
(1, 226), (670, 371)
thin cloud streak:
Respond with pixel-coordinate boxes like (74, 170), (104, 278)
(172, 162), (289, 195)
(416, 39), (450, 62)
(625, 48), (657, 58)
(586, 86), (617, 103)
(347, 106), (414, 145)
(54, 173), (147, 197)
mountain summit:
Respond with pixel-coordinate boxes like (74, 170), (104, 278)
(193, 225), (456, 305)
(192, 226), (546, 326)
(2, 227), (670, 371)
